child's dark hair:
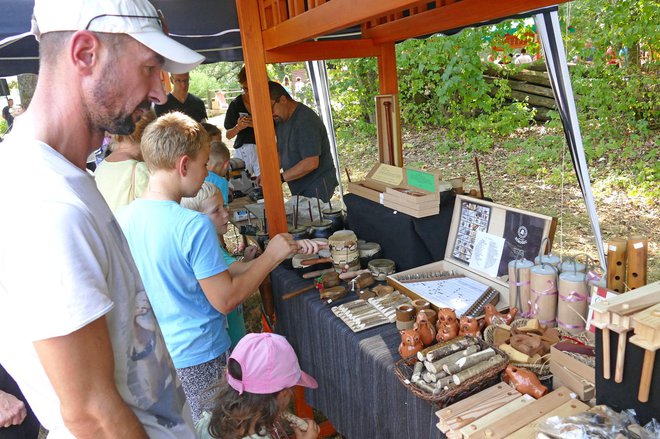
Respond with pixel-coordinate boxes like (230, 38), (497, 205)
(207, 358), (281, 439)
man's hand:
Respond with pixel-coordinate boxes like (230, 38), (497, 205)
(0, 390), (27, 428)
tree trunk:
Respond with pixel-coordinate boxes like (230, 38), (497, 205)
(17, 74), (38, 110)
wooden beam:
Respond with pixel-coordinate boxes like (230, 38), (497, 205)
(236, 0), (288, 236)
(378, 41), (398, 95)
(363, 0), (569, 44)
(261, 0), (423, 50)
(265, 39), (380, 63)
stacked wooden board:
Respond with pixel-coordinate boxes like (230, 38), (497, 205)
(436, 384), (589, 438)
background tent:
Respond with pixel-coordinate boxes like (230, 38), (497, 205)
(0, 1), (606, 267)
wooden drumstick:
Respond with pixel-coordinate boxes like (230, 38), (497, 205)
(300, 257), (333, 266)
(474, 156), (484, 199)
(301, 268), (335, 279)
(282, 284), (316, 300)
(339, 269), (370, 280)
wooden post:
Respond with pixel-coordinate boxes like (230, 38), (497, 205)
(377, 41), (403, 166)
(236, 0), (288, 237)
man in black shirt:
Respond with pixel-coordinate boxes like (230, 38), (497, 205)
(269, 81), (337, 202)
(2, 98), (14, 132)
(154, 72), (207, 122)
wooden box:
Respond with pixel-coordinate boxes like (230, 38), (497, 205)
(550, 345), (595, 400)
(382, 186), (440, 218)
(387, 195), (557, 315)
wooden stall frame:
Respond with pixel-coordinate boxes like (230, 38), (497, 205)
(234, 0), (571, 432)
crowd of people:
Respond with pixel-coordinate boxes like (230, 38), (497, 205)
(0, 0), (338, 438)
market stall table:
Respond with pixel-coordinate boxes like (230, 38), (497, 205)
(272, 265), (441, 439)
(345, 191), (456, 271)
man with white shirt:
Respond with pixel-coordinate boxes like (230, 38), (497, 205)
(514, 48), (533, 65)
(0, 0), (204, 437)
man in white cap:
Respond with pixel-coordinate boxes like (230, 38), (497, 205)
(0, 0), (204, 438)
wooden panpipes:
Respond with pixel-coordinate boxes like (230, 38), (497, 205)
(591, 281), (660, 384)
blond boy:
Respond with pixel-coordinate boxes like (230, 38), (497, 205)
(117, 112), (320, 423)
(205, 140), (231, 204)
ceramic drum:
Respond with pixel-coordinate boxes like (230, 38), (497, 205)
(328, 230), (360, 272)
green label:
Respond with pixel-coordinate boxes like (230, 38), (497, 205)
(406, 169), (436, 192)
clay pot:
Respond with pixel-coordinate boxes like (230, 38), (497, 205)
(414, 312), (437, 346)
(309, 219), (333, 239)
(322, 209), (345, 232)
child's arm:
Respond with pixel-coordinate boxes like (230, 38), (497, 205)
(199, 234), (320, 313)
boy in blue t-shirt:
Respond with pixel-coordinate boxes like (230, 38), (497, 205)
(181, 181), (263, 349)
(117, 112), (320, 423)
(205, 140), (231, 204)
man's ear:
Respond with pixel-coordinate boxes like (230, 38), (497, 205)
(69, 30), (100, 75)
(178, 155), (190, 177)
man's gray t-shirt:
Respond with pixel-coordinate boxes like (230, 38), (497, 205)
(276, 103), (337, 201)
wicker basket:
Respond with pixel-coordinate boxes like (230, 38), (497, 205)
(483, 318), (564, 378)
(394, 336), (509, 408)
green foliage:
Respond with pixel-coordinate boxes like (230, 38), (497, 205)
(327, 58), (379, 128)
(0, 118), (7, 135)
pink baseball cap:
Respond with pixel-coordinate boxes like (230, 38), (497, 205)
(227, 333), (318, 395)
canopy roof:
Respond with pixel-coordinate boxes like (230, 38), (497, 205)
(1, 0), (559, 77)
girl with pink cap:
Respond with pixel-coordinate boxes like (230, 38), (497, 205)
(197, 333), (320, 439)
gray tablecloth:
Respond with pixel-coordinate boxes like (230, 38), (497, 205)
(272, 266), (440, 439)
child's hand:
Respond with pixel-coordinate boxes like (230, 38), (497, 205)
(265, 233), (299, 261)
(296, 239), (324, 255)
(243, 245), (260, 261)
(292, 418), (320, 439)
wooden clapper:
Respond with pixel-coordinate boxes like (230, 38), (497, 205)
(590, 281), (660, 383)
(630, 302), (660, 402)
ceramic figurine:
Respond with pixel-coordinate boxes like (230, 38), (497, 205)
(414, 311), (436, 346)
(436, 308), (460, 342)
(458, 315), (483, 338)
(398, 328), (423, 360)
(503, 364), (549, 399)
(484, 304), (518, 326)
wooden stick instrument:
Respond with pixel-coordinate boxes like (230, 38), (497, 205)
(282, 284), (316, 301)
(627, 235), (648, 290)
(606, 237), (627, 293)
(474, 156), (484, 199)
(591, 281), (660, 382)
(630, 302), (660, 402)
(281, 411), (308, 432)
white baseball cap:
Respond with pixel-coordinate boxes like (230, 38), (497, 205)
(31, 0), (204, 74)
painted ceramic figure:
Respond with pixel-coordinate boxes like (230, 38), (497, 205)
(398, 328), (423, 360)
(436, 308), (460, 342)
(414, 311), (436, 346)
